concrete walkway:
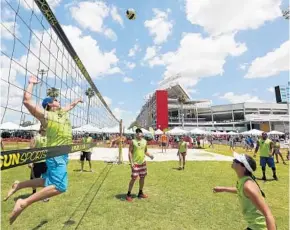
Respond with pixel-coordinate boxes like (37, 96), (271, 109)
(69, 147), (233, 162)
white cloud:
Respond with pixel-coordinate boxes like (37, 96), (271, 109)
(187, 88), (198, 94)
(20, 0), (62, 12)
(239, 63), (248, 70)
(128, 44), (141, 57)
(104, 28), (117, 41)
(1, 22), (20, 40)
(144, 8), (173, 44)
(125, 61), (136, 69)
(220, 92), (264, 103)
(70, 1), (117, 41)
(110, 6), (124, 26)
(103, 96), (112, 105)
(18, 25), (120, 79)
(185, 0), (282, 36)
(123, 77), (133, 83)
(113, 108), (134, 127)
(245, 40), (290, 78)
(267, 87), (274, 93)
(151, 33), (247, 87)
(144, 46), (159, 61)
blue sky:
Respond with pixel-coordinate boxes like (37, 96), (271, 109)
(1, 0), (289, 127)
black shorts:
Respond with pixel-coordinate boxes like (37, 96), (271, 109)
(80, 152), (92, 161)
(162, 143), (166, 147)
(31, 162), (47, 179)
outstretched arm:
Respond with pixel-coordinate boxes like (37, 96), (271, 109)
(244, 180), (276, 230)
(213, 186), (237, 193)
(62, 98), (83, 112)
(23, 76), (45, 121)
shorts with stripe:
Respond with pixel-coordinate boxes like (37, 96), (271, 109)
(131, 162), (147, 179)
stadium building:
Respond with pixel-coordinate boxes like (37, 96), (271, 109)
(135, 84), (289, 133)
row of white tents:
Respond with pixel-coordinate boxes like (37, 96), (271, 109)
(0, 122), (285, 136)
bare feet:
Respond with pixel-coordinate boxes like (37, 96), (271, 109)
(4, 181), (19, 201)
(9, 199), (26, 225)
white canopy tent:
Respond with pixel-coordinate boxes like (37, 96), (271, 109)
(73, 124), (102, 133)
(166, 127), (188, 135)
(124, 129), (135, 134)
(155, 129), (163, 135)
(141, 128), (151, 135)
(22, 123), (41, 131)
(268, 130), (285, 135)
(242, 129), (263, 136)
(227, 131), (239, 135)
(190, 128), (208, 135)
(211, 131), (225, 136)
(0, 122), (21, 130)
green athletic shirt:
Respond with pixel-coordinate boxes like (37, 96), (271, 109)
(258, 139), (272, 157)
(45, 109), (72, 147)
(34, 135), (47, 163)
(178, 141), (187, 153)
(237, 176), (267, 230)
(132, 138), (147, 164)
(82, 136), (93, 152)
(274, 142), (280, 149)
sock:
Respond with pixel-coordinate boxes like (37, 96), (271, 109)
(127, 191), (131, 196)
(139, 190), (143, 195)
(272, 168), (276, 177)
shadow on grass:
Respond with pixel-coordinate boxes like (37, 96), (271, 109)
(115, 194), (137, 201)
(256, 178), (276, 182)
(63, 220), (76, 226)
(172, 167), (182, 171)
(31, 220), (48, 230)
(13, 193), (31, 201)
(73, 169), (92, 173)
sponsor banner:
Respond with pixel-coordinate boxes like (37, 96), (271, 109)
(34, 0), (118, 122)
(1, 143), (96, 170)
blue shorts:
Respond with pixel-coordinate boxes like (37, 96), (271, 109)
(42, 154), (69, 192)
(260, 156), (275, 168)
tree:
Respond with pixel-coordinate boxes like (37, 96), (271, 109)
(128, 120), (141, 129)
(85, 88), (95, 124)
(47, 87), (59, 98)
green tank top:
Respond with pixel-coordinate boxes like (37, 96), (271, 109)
(34, 135), (47, 163)
(237, 176), (267, 230)
(274, 142), (280, 149)
(259, 139), (272, 157)
(45, 109), (72, 147)
(179, 141), (187, 153)
(83, 137), (93, 152)
(132, 139), (147, 164)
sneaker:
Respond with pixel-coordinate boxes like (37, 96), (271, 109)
(126, 195), (133, 202)
(273, 175), (278, 181)
(138, 193), (148, 199)
(43, 198), (49, 202)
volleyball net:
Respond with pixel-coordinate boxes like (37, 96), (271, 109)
(1, 0), (120, 170)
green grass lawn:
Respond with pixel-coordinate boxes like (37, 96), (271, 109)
(1, 159), (289, 230)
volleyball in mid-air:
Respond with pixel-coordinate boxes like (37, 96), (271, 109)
(126, 8), (136, 20)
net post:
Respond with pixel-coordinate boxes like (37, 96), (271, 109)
(118, 119), (123, 164)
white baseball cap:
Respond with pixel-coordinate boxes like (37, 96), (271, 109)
(233, 152), (254, 173)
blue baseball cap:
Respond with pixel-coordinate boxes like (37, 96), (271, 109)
(42, 97), (54, 109)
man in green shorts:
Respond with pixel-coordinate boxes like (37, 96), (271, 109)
(126, 128), (154, 202)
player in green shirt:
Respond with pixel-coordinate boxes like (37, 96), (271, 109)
(213, 152), (276, 230)
(126, 128), (154, 202)
(177, 136), (187, 170)
(254, 132), (278, 181)
(4, 75), (83, 225)
(80, 132), (93, 172)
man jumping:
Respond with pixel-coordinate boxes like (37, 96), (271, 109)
(126, 128), (154, 202)
(254, 132), (278, 181)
